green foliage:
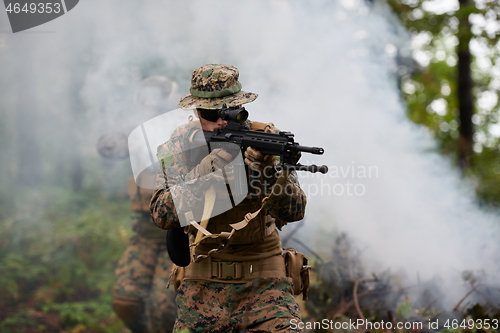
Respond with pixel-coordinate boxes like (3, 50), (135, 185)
(0, 311), (39, 333)
(470, 147), (500, 206)
(386, 0), (500, 205)
(41, 298), (118, 331)
(403, 59), (460, 155)
(395, 298), (413, 320)
(0, 185), (132, 331)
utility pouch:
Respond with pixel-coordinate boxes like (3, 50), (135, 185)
(282, 248), (311, 300)
(167, 264), (185, 291)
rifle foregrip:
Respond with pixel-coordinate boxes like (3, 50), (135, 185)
(303, 164), (328, 174)
(279, 164), (329, 174)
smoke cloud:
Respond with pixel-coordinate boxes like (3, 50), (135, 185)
(1, 0), (499, 309)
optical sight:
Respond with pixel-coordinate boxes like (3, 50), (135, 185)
(219, 106), (248, 123)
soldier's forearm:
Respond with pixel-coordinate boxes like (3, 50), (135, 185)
(265, 174), (307, 222)
(273, 195), (306, 222)
(150, 189), (181, 229)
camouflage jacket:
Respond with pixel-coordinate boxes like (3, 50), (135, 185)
(150, 119), (306, 231)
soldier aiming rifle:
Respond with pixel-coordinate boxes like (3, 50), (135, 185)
(150, 64), (327, 332)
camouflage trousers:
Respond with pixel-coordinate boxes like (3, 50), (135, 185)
(114, 234), (177, 333)
(173, 277), (302, 333)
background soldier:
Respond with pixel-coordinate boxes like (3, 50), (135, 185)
(97, 76), (179, 333)
(150, 64), (307, 332)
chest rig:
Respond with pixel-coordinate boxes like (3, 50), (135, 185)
(199, 198), (273, 245)
(186, 121), (277, 255)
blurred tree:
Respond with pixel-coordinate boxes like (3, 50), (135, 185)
(14, 38), (42, 185)
(386, 0), (500, 204)
(66, 56), (88, 194)
(457, 0), (474, 170)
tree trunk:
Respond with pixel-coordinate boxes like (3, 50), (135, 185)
(68, 76), (85, 193)
(457, 0), (474, 171)
(15, 39), (41, 185)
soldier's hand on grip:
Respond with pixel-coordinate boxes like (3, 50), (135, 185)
(244, 147), (275, 172)
(290, 151), (302, 165)
(198, 148), (233, 177)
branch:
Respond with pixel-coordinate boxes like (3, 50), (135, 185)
(453, 285), (477, 311)
(353, 279), (365, 321)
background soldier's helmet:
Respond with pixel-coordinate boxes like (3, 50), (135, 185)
(96, 132), (129, 159)
(178, 64), (258, 110)
(135, 75), (179, 113)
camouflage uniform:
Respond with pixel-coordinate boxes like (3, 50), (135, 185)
(150, 64), (306, 332)
(111, 174), (176, 333)
(97, 76), (179, 333)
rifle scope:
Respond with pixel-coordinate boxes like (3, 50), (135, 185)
(219, 106), (248, 123)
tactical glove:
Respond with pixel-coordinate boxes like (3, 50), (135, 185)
(198, 148), (233, 177)
(181, 148), (233, 203)
(244, 147), (275, 172)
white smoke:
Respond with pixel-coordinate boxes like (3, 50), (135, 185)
(2, 0), (499, 310)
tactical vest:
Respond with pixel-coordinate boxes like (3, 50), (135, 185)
(198, 196), (275, 246)
(191, 121), (277, 248)
(180, 121), (291, 283)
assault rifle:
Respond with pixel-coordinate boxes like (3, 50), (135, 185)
(192, 106), (328, 174)
(167, 107), (328, 267)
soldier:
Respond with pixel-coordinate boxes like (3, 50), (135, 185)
(150, 64), (307, 332)
(97, 76), (179, 333)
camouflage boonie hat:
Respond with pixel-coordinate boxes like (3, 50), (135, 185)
(178, 64), (258, 110)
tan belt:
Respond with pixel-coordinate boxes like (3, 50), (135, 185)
(184, 255), (286, 282)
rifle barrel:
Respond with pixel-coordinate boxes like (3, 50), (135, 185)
(296, 145), (324, 155)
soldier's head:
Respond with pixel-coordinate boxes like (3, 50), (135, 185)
(178, 64), (257, 131)
(135, 76), (179, 116)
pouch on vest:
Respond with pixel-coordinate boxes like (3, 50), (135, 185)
(283, 248), (310, 300)
(167, 264), (185, 291)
